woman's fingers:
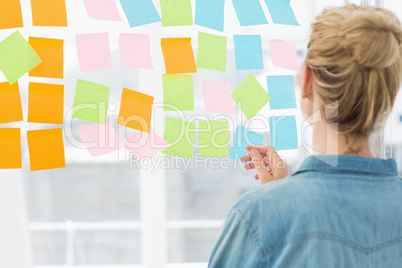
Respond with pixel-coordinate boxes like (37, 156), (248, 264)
(244, 162), (255, 170)
(250, 149), (274, 185)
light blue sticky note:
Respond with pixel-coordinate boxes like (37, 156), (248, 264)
(230, 125), (264, 162)
(232, 0), (268, 26)
(234, 35), (264, 70)
(267, 75), (297, 110)
(119, 0), (161, 27)
(194, 0), (225, 32)
(264, 0), (299, 26)
(269, 115), (298, 151)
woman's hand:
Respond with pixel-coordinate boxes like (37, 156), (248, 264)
(240, 145), (289, 185)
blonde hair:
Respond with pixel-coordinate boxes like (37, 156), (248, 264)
(305, 4), (402, 137)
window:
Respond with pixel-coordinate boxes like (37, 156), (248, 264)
(1, 1), (401, 268)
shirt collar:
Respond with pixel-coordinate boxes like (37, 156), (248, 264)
(293, 155), (399, 176)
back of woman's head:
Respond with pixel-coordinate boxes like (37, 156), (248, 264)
(305, 3), (402, 137)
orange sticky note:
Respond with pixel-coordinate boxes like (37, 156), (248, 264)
(0, 82), (23, 124)
(0, 0), (23, 29)
(29, 37), (64, 79)
(161, 38), (197, 74)
(31, 0), (68, 27)
(0, 128), (22, 169)
(27, 128), (66, 171)
(118, 88), (154, 133)
(28, 83), (64, 124)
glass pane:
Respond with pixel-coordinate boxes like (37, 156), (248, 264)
(31, 231), (66, 265)
(74, 230), (141, 265)
(24, 162), (140, 222)
(167, 228), (220, 263)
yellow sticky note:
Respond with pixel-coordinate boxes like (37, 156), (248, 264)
(27, 128), (66, 171)
(161, 38), (197, 74)
(31, 0), (68, 27)
(28, 83), (64, 125)
(118, 88), (154, 133)
(0, 82), (23, 124)
(0, 128), (22, 169)
(0, 0), (23, 29)
(29, 37), (64, 79)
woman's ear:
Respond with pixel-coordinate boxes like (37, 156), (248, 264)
(300, 64), (315, 121)
(301, 64), (313, 100)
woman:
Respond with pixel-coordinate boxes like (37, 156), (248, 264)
(209, 4), (402, 268)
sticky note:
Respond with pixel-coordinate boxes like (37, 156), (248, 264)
(72, 79), (110, 124)
(270, 39), (299, 71)
(0, 0), (23, 29)
(202, 81), (236, 114)
(198, 120), (229, 157)
(0, 31), (41, 85)
(160, 0), (193, 27)
(231, 74), (271, 120)
(119, 0), (160, 27)
(230, 125), (264, 162)
(27, 128), (65, 171)
(197, 32), (227, 72)
(269, 115), (298, 150)
(161, 38), (197, 74)
(162, 117), (195, 159)
(28, 83), (64, 125)
(28, 37), (64, 79)
(76, 33), (113, 72)
(79, 121), (124, 156)
(83, 0), (121, 21)
(0, 82), (23, 124)
(163, 74), (194, 111)
(267, 75), (296, 110)
(232, 0), (268, 26)
(119, 34), (153, 69)
(125, 129), (171, 159)
(118, 88), (154, 133)
(0, 128), (22, 169)
(194, 0), (224, 32)
(31, 0), (67, 27)
(263, 0), (299, 26)
(234, 35), (264, 70)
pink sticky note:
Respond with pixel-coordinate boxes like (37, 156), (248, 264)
(119, 34), (153, 69)
(202, 81), (237, 114)
(125, 129), (171, 159)
(76, 33), (113, 72)
(270, 39), (299, 71)
(83, 0), (121, 21)
(78, 121), (124, 156)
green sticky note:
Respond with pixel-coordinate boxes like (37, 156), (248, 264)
(232, 73), (271, 120)
(160, 0), (193, 27)
(162, 117), (196, 159)
(163, 74), (194, 111)
(72, 79), (110, 124)
(0, 31), (41, 85)
(197, 32), (227, 72)
(199, 120), (229, 157)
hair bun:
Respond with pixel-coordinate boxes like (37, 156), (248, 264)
(339, 8), (402, 69)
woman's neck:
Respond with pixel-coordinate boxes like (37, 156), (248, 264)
(312, 120), (374, 157)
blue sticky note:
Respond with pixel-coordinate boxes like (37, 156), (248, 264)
(119, 0), (161, 27)
(399, 115), (402, 122)
(234, 35), (264, 70)
(230, 125), (264, 162)
(194, 0), (225, 32)
(267, 75), (297, 110)
(232, 0), (268, 26)
(269, 115), (298, 151)
(264, 0), (299, 26)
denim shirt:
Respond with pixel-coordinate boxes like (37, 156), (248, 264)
(208, 155), (402, 268)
